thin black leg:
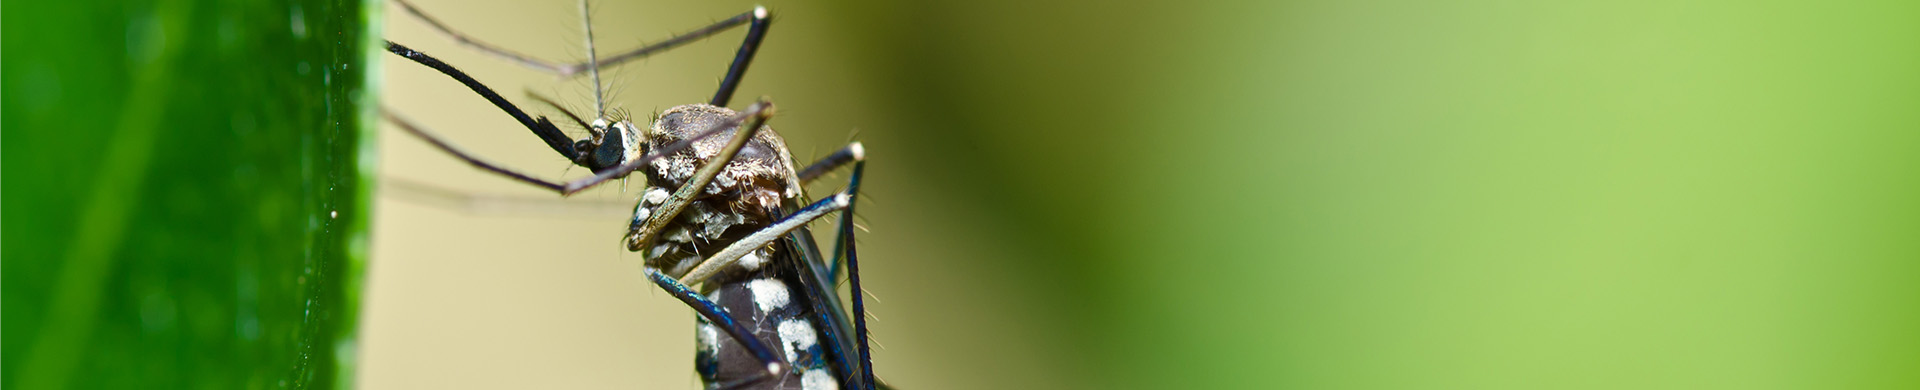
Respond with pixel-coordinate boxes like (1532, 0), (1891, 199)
(390, 0), (557, 73)
(791, 142), (876, 389)
(798, 142), (865, 185)
(796, 142), (865, 279)
(592, 9), (760, 78)
(789, 142), (867, 279)
(709, 7), (772, 107)
(834, 161), (877, 390)
(391, 0), (761, 78)
(645, 269), (787, 380)
(388, 41), (579, 160)
(383, 110), (569, 192)
(382, 176), (633, 217)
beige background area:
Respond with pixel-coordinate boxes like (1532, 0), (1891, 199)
(361, 0), (1077, 388)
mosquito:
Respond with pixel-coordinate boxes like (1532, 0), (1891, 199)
(382, 1), (881, 388)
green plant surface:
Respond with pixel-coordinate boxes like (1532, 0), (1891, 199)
(2, 0), (377, 388)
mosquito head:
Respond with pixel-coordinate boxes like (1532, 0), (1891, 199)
(576, 117), (644, 173)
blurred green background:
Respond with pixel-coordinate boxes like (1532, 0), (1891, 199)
(11, 0), (1920, 389)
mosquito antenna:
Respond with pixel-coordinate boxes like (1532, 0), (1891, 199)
(526, 91), (592, 132)
(580, 0), (606, 119)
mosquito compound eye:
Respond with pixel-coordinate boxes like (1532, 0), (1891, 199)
(578, 124), (630, 172)
(616, 121), (646, 162)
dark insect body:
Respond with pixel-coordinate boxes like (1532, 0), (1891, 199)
(382, 1), (881, 389)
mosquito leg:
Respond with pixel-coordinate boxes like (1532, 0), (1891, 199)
(387, 41), (579, 160)
(622, 102), (776, 246)
(382, 177), (633, 218)
(774, 141), (867, 281)
(786, 157), (876, 390)
(389, 0), (563, 74)
(676, 193), (852, 286)
(391, 0), (762, 78)
(593, 8), (763, 79)
(797, 142), (865, 279)
(780, 141), (870, 279)
(797, 142), (865, 185)
(709, 6), (771, 107)
(778, 142), (873, 388)
(830, 160), (876, 390)
(383, 110), (570, 192)
(644, 268), (788, 381)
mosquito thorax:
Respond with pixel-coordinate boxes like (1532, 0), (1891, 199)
(644, 104), (801, 210)
(630, 104), (803, 272)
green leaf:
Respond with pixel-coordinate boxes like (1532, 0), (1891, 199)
(2, 0), (377, 388)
